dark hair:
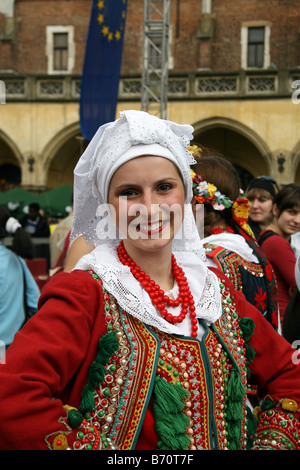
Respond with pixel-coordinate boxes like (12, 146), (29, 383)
(246, 176), (280, 199)
(192, 154), (240, 226)
(29, 202), (40, 212)
(273, 183), (300, 217)
(193, 155), (240, 201)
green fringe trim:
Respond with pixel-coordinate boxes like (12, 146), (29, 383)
(239, 317), (255, 342)
(224, 318), (256, 450)
(239, 317), (256, 378)
(152, 377), (191, 450)
(68, 408), (84, 429)
(261, 399), (277, 410)
(67, 330), (120, 429)
(222, 317), (255, 449)
(96, 331), (120, 364)
(226, 367), (246, 450)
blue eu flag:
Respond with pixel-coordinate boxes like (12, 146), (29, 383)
(80, 0), (128, 141)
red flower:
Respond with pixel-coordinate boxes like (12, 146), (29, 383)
(254, 287), (267, 312)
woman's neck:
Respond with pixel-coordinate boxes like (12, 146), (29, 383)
(264, 221), (290, 241)
(122, 242), (174, 292)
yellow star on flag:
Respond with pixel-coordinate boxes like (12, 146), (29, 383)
(97, 14), (104, 24)
(97, 1), (104, 9)
(102, 26), (109, 36)
(115, 30), (121, 40)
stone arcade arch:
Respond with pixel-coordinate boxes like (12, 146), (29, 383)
(0, 129), (23, 189)
(42, 123), (84, 189)
(192, 117), (273, 190)
(291, 141), (300, 185)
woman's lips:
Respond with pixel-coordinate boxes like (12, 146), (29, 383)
(138, 220), (165, 235)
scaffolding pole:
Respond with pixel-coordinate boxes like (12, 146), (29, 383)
(141, 0), (171, 119)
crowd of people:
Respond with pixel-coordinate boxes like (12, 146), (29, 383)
(0, 110), (300, 451)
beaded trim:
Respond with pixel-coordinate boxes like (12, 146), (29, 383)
(205, 244), (264, 283)
(205, 244), (267, 315)
(253, 406), (300, 450)
(156, 331), (210, 449)
(82, 272), (159, 450)
(213, 280), (248, 449)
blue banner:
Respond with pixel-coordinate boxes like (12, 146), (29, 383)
(80, 0), (128, 141)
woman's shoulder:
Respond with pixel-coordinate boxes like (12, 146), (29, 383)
(39, 269), (104, 306)
(258, 229), (278, 242)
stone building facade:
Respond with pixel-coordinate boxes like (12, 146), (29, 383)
(0, 0), (300, 192)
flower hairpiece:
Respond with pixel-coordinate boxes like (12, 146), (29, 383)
(191, 170), (233, 211)
(187, 145), (202, 159)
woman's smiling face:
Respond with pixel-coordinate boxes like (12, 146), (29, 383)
(108, 155), (185, 254)
(274, 204), (300, 239)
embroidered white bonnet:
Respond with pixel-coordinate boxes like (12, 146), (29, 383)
(71, 110), (199, 250)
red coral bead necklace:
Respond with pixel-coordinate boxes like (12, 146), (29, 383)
(117, 241), (198, 337)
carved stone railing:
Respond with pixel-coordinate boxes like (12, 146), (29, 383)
(1, 69), (298, 102)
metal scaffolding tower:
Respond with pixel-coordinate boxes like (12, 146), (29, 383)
(141, 0), (171, 119)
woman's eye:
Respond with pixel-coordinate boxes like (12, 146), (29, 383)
(158, 183), (172, 191)
(119, 189), (137, 197)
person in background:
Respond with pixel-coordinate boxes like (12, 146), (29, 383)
(282, 255), (300, 345)
(0, 207), (40, 353)
(21, 202), (50, 238)
(21, 202), (51, 268)
(257, 184), (300, 326)
(63, 235), (94, 272)
(190, 152), (279, 331)
(246, 176), (300, 258)
(246, 176), (280, 239)
(190, 151), (280, 447)
(0, 111), (300, 451)
(49, 210), (73, 271)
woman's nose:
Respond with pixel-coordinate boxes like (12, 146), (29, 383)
(295, 212), (300, 225)
(251, 199), (259, 208)
(142, 191), (160, 217)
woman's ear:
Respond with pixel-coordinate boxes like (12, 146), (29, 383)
(272, 203), (279, 218)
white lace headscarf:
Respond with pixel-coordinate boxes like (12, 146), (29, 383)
(72, 110), (222, 335)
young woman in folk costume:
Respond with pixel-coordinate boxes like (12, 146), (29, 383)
(190, 150), (279, 332)
(189, 151), (282, 446)
(0, 111), (300, 451)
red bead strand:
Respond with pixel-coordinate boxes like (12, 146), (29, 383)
(117, 241), (198, 337)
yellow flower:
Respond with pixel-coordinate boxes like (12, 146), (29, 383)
(207, 183), (217, 197)
(190, 169), (196, 179)
(187, 145), (202, 159)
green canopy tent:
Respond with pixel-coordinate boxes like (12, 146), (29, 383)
(0, 187), (39, 219)
(38, 184), (73, 218)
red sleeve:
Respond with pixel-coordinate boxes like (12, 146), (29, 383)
(261, 235), (296, 290)
(0, 270), (105, 450)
